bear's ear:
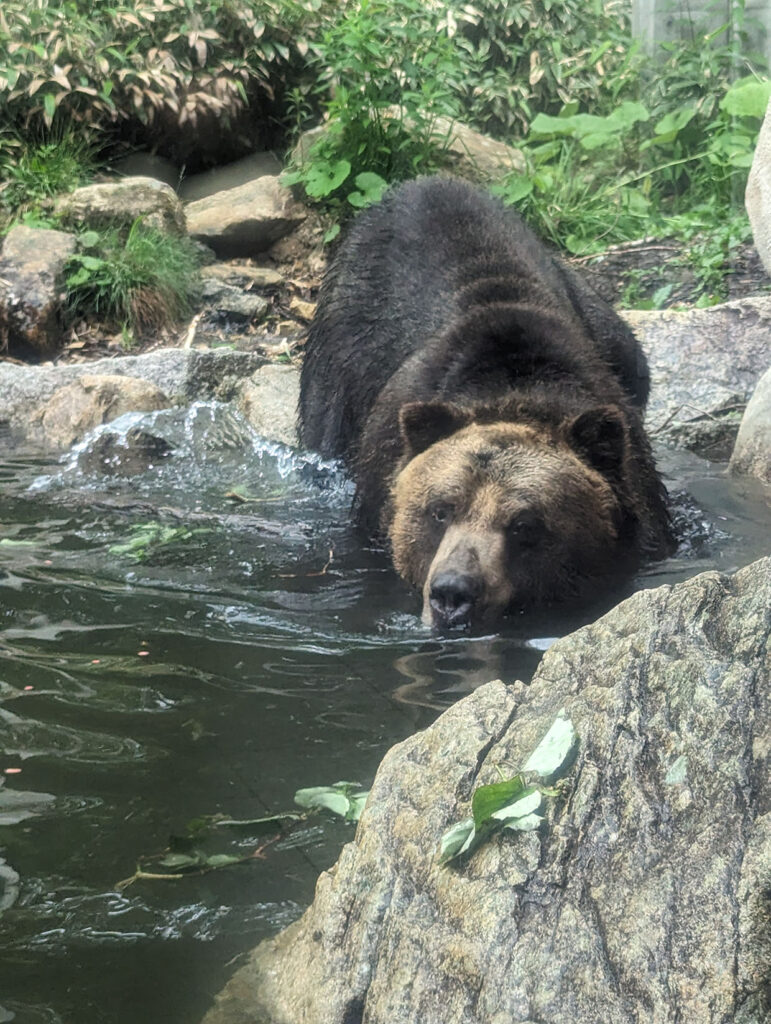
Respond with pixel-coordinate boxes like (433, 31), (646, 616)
(565, 405), (627, 478)
(399, 402), (468, 456)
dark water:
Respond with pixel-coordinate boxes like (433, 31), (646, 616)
(0, 403), (768, 1024)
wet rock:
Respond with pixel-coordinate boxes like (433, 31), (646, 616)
(626, 295), (771, 457)
(77, 426), (175, 476)
(185, 176), (306, 258)
(0, 349), (268, 448)
(0, 226), (77, 356)
(178, 152), (283, 203)
(729, 365), (771, 484)
(202, 556), (771, 1024)
(235, 364), (300, 446)
(200, 278), (270, 322)
(746, 96), (771, 278)
(29, 374), (171, 450)
(55, 177), (187, 235)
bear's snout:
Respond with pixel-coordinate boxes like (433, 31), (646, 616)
(421, 525), (513, 630)
(428, 569), (482, 629)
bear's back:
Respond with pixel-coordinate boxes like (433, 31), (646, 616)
(299, 178), (646, 463)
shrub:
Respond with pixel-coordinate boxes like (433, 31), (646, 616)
(283, 0), (470, 211)
(0, 0), (329, 160)
(0, 127), (95, 216)
(452, 0), (640, 138)
(65, 220), (201, 336)
(493, 71), (770, 251)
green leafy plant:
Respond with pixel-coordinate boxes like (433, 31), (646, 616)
(116, 778), (368, 889)
(492, 99), (654, 255)
(490, 49), (768, 303)
(438, 711), (576, 866)
(494, 68), (769, 254)
(0, 127), (95, 216)
(452, 0), (641, 138)
(65, 221), (202, 335)
(283, 0), (466, 210)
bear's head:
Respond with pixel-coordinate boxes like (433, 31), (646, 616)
(389, 401), (630, 629)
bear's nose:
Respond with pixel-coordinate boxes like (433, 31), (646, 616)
(429, 571), (481, 628)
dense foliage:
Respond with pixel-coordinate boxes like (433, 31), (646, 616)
(453, 0), (639, 136)
(0, 0), (768, 308)
(0, 0), (330, 161)
(493, 74), (770, 255)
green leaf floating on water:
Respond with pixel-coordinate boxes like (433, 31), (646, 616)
(438, 711), (577, 866)
(214, 812), (304, 833)
(158, 850), (243, 871)
(294, 781), (370, 822)
(109, 523), (210, 562)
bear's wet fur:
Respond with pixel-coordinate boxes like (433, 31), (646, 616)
(299, 177), (673, 628)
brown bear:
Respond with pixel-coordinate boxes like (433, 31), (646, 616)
(299, 177), (673, 628)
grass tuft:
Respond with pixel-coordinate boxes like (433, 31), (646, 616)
(65, 220), (202, 336)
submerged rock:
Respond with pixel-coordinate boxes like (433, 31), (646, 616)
(730, 364), (771, 484)
(0, 226), (77, 356)
(202, 556), (771, 1024)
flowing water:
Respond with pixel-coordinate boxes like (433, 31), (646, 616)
(0, 402), (768, 1024)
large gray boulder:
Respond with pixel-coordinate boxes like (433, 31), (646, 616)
(185, 176), (306, 257)
(202, 556), (771, 1024)
(0, 226), (77, 356)
(746, 96), (771, 277)
(56, 177), (187, 235)
(729, 364), (771, 484)
(626, 295), (771, 458)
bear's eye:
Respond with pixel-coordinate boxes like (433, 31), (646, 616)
(507, 512), (544, 548)
(429, 502), (454, 525)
